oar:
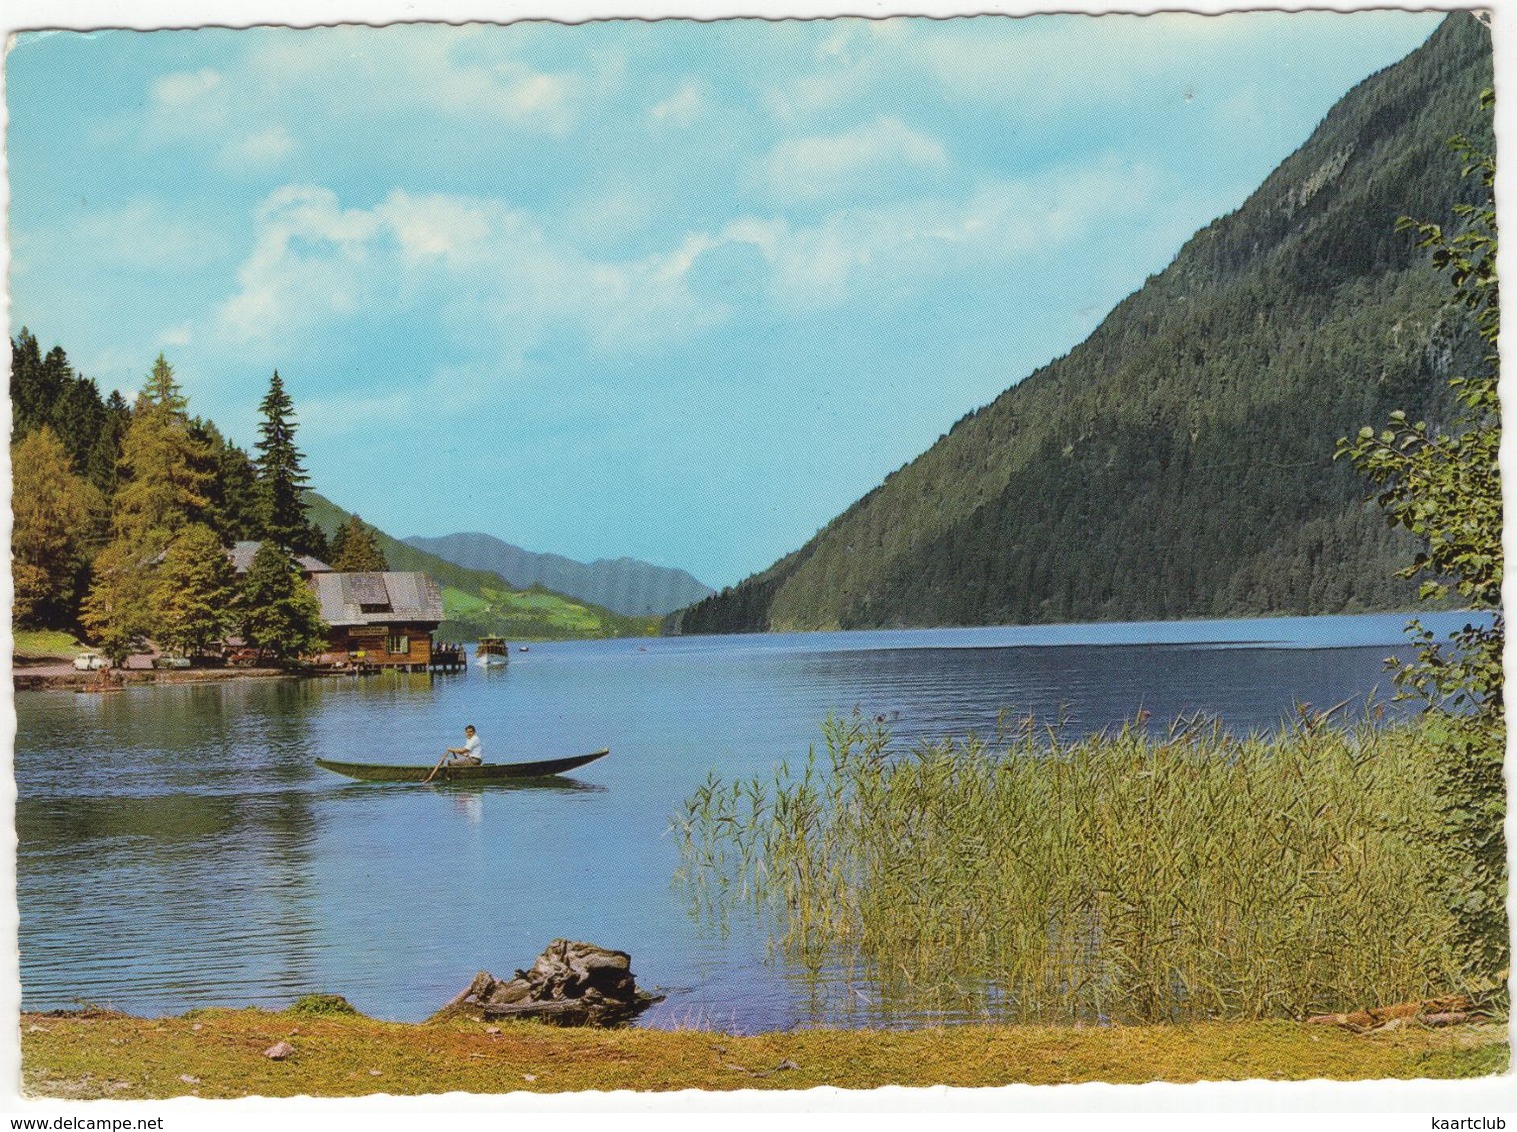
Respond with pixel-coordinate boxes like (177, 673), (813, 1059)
(421, 751), (450, 785)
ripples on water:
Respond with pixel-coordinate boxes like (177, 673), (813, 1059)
(14, 613), (1475, 1028)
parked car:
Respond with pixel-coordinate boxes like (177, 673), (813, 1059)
(72, 652), (110, 671)
(152, 655), (192, 669)
(224, 647), (263, 667)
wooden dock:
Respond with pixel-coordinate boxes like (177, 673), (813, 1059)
(429, 644), (468, 673)
(304, 642), (469, 676)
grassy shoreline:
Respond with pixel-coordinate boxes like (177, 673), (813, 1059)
(11, 629), (90, 660)
(18, 1007), (1507, 1099)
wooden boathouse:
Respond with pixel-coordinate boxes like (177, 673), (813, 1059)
(311, 571), (446, 672)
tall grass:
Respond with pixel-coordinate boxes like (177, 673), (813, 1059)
(674, 710), (1465, 1024)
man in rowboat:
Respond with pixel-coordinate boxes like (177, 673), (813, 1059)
(444, 725), (483, 766)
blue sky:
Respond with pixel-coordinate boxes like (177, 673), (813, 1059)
(6, 9), (1447, 588)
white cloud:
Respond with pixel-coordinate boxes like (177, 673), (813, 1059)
(241, 27), (597, 136)
(151, 67), (222, 107)
(759, 19), (915, 123)
(763, 64), (872, 125)
(213, 183), (726, 357)
(376, 191), (493, 267)
(216, 185), (382, 341)
(211, 141), (1189, 368)
(62, 200), (228, 273)
(560, 189), (657, 251)
(759, 116), (950, 202)
(144, 67), (232, 139)
(423, 57), (582, 133)
(651, 81), (705, 127)
(218, 127), (296, 170)
(708, 152), (1178, 311)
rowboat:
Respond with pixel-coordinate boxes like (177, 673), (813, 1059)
(315, 749), (609, 783)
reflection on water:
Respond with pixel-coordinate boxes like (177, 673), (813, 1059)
(14, 613), (1474, 1028)
(451, 792), (482, 825)
(323, 777), (608, 796)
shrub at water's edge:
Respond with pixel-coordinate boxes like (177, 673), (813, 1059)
(1338, 93), (1504, 985)
(675, 711), (1470, 1025)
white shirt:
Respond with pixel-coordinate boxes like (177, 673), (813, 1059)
(463, 733), (482, 761)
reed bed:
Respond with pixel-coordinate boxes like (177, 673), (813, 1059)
(674, 710), (1465, 1025)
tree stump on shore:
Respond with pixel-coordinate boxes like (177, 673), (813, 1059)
(1304, 994), (1486, 1032)
(434, 940), (663, 1027)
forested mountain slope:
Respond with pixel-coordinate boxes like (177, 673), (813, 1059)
(678, 13), (1494, 635)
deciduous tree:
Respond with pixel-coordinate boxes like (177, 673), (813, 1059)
(82, 355), (212, 658)
(79, 538), (158, 664)
(11, 427), (102, 628)
(1338, 92), (1504, 983)
(110, 355), (212, 543)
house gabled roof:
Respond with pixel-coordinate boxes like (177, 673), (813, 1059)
(230, 540), (333, 575)
(312, 571), (444, 628)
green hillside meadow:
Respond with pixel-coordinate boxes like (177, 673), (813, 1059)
(304, 493), (658, 641)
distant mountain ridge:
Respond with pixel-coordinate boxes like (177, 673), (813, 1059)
(303, 493), (658, 640)
(403, 532), (714, 618)
(677, 13), (1493, 635)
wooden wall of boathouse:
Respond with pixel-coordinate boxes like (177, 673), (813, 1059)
(327, 624), (436, 669)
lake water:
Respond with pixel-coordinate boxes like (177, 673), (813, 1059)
(13, 611), (1478, 1031)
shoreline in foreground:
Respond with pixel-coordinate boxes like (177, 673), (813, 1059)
(17, 1006), (1507, 1099)
(12, 666), (297, 692)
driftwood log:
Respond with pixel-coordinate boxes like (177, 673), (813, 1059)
(439, 940), (663, 1027)
(1304, 994), (1484, 1033)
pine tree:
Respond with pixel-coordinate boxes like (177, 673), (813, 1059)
(153, 523), (239, 656)
(50, 373), (107, 474)
(238, 541), (327, 661)
(9, 328), (45, 439)
(330, 513), (389, 572)
(10, 330), (115, 483)
(327, 519), (349, 568)
(304, 521), (332, 566)
(195, 419), (264, 544)
(254, 370), (320, 557)
(85, 390), (132, 499)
